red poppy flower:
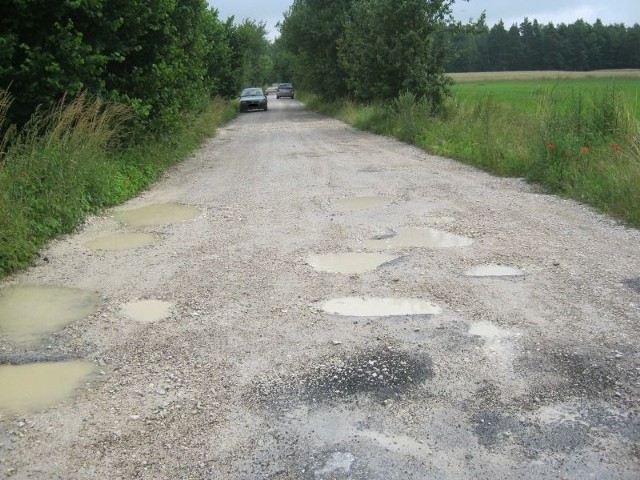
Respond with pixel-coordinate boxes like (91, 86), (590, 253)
(546, 143), (555, 151)
(580, 146), (590, 154)
(611, 144), (622, 152)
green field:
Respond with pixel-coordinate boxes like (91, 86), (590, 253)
(449, 70), (640, 119)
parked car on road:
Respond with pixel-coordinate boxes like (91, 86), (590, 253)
(276, 83), (294, 99)
(239, 88), (268, 112)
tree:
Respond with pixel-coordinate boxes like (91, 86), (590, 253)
(338, 0), (453, 103)
(278, 0), (352, 98)
(228, 20), (272, 90)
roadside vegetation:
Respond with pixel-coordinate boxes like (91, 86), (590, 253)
(0, 90), (237, 276)
(0, 0), (272, 278)
(300, 71), (640, 227)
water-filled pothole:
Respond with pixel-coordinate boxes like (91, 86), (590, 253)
(365, 228), (473, 249)
(121, 299), (173, 323)
(0, 361), (95, 414)
(83, 233), (157, 251)
(114, 202), (199, 226)
(307, 253), (398, 275)
(334, 196), (389, 212)
(0, 285), (99, 344)
(465, 265), (524, 277)
(321, 297), (442, 317)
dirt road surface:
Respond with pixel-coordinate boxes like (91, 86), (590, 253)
(1, 99), (639, 479)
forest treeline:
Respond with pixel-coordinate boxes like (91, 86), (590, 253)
(441, 15), (640, 72)
(0, 0), (272, 136)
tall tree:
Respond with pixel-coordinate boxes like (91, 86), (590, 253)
(278, 0), (352, 98)
(338, 0), (453, 102)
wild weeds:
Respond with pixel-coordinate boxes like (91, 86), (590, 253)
(0, 90), (236, 277)
(301, 83), (640, 227)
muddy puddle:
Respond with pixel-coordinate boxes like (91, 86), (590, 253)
(465, 265), (524, 277)
(321, 297), (442, 317)
(83, 232), (157, 251)
(307, 253), (398, 275)
(121, 299), (173, 323)
(334, 196), (389, 212)
(365, 228), (473, 249)
(0, 285), (99, 344)
(114, 202), (199, 226)
(0, 360), (95, 414)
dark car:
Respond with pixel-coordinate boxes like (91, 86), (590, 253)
(239, 88), (268, 112)
(276, 83), (294, 99)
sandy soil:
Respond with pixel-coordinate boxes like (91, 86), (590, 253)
(1, 99), (639, 479)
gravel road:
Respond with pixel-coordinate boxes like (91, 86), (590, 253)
(1, 99), (639, 479)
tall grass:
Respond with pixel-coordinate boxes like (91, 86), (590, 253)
(0, 90), (237, 277)
(300, 83), (640, 227)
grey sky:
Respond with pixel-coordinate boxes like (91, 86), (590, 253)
(208, 1), (640, 40)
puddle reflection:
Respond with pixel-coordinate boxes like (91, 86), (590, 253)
(0, 285), (99, 344)
(121, 299), (173, 323)
(114, 202), (199, 226)
(365, 228), (473, 249)
(308, 253), (398, 275)
(0, 361), (95, 414)
(84, 233), (156, 251)
(321, 297), (442, 317)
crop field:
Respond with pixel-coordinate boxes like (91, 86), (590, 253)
(449, 70), (640, 118)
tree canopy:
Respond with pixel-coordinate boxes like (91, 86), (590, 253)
(0, 0), (271, 135)
(278, 0), (455, 105)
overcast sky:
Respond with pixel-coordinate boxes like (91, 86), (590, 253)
(209, 0), (640, 40)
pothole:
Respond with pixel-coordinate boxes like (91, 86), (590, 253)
(113, 202), (200, 226)
(307, 253), (398, 275)
(0, 285), (99, 345)
(364, 228), (473, 249)
(622, 277), (640, 293)
(254, 348), (433, 407)
(334, 196), (389, 212)
(0, 360), (95, 414)
(320, 297), (442, 317)
(468, 321), (518, 353)
(121, 299), (173, 323)
(83, 233), (157, 251)
(464, 265), (524, 277)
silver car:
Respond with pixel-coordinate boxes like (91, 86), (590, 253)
(276, 83), (294, 99)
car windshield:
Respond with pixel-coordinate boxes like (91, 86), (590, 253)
(279, 84), (292, 89)
(241, 89), (262, 97)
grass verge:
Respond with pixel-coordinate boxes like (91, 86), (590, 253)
(299, 80), (640, 228)
(0, 92), (237, 278)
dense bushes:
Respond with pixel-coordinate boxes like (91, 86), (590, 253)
(0, 0), (269, 136)
(0, 1), (263, 276)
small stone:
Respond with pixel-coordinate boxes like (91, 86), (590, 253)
(331, 340), (343, 346)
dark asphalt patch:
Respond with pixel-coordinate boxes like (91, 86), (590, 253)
(252, 347), (433, 409)
(623, 277), (640, 293)
(515, 347), (626, 403)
